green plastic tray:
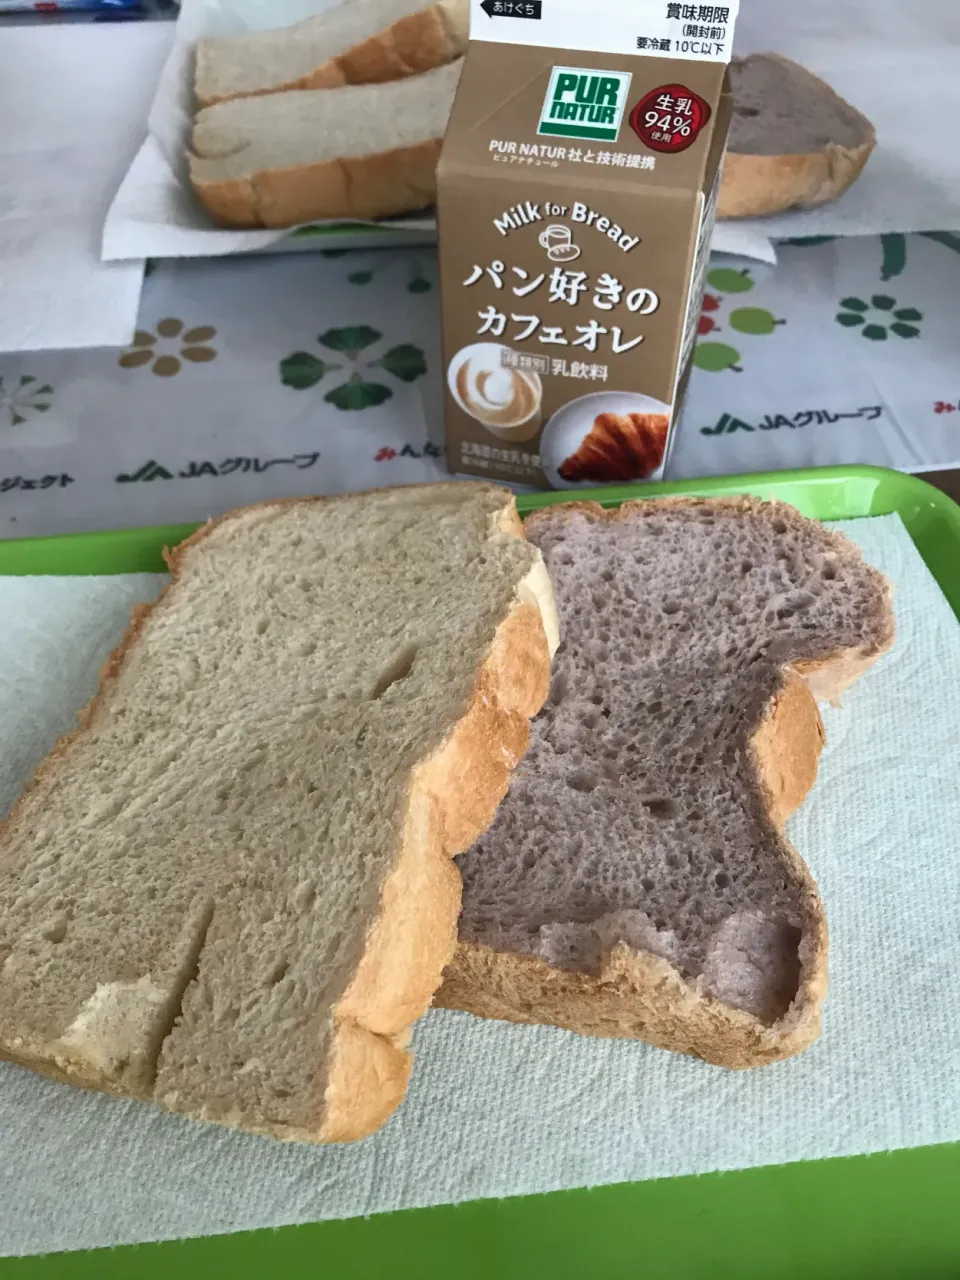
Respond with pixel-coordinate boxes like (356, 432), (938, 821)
(3, 465), (959, 1280)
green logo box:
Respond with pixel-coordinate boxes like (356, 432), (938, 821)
(537, 66), (633, 142)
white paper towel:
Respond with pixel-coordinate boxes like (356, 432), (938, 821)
(0, 513), (958, 1257)
(0, 22), (172, 352)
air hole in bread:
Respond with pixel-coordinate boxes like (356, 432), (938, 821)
(265, 959), (289, 987)
(370, 645), (418, 700)
(644, 798), (677, 819)
(255, 616), (269, 635)
(41, 916), (67, 944)
(293, 882), (316, 909)
(549, 671), (569, 705)
(567, 770), (600, 794)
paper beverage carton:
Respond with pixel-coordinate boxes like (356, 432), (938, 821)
(437, 0), (738, 489)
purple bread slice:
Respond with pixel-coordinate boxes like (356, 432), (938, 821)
(438, 497), (894, 1067)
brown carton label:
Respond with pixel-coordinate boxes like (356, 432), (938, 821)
(438, 42), (730, 489)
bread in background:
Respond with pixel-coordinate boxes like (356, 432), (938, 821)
(190, 60), (461, 227)
(719, 53), (876, 219)
(195, 0), (468, 107)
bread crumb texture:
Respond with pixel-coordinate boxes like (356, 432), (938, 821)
(441, 497), (893, 1067)
(0, 484), (555, 1140)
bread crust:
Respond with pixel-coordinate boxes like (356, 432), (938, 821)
(320, 597), (550, 1142)
(718, 54), (876, 219)
(718, 140), (875, 219)
(190, 136), (444, 228)
(195, 2), (467, 108)
(437, 496), (893, 1068)
(0, 485), (553, 1141)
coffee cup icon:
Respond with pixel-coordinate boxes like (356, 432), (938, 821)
(539, 224), (581, 263)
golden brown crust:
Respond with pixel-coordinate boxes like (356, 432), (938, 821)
(439, 494), (892, 1068)
(318, 1020), (414, 1143)
(195, 4), (467, 108)
(718, 139), (875, 219)
(752, 665), (825, 826)
(0, 484), (553, 1141)
(190, 137), (444, 229)
(320, 600), (550, 1141)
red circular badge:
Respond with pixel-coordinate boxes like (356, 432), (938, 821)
(629, 83), (712, 154)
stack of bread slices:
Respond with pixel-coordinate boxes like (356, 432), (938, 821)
(188, 0), (876, 228)
(189, 0), (468, 227)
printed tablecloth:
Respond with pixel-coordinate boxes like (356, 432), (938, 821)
(0, 231), (957, 538)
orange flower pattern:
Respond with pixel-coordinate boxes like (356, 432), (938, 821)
(119, 318), (218, 376)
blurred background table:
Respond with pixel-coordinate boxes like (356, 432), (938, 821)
(0, 231), (957, 537)
(0, 0), (957, 537)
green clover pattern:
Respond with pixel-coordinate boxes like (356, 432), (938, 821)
(280, 326), (427, 410)
(0, 375), (54, 427)
(836, 295), (923, 341)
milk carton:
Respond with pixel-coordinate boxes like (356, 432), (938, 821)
(437, 0), (738, 488)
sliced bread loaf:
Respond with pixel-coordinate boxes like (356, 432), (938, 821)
(0, 484), (558, 1141)
(719, 53), (876, 219)
(190, 60), (461, 227)
(438, 498), (893, 1067)
(194, 0), (468, 108)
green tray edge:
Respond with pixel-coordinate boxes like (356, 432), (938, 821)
(2, 464), (957, 614)
(3, 464), (959, 1278)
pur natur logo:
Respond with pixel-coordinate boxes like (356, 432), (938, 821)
(537, 66), (632, 143)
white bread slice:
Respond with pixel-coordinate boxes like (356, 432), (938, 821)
(0, 485), (558, 1142)
(190, 60), (461, 227)
(719, 53), (876, 219)
(438, 498), (894, 1068)
(194, 0), (468, 108)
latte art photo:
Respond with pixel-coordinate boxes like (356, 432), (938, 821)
(447, 343), (543, 440)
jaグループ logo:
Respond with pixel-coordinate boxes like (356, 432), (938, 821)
(538, 66), (632, 143)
